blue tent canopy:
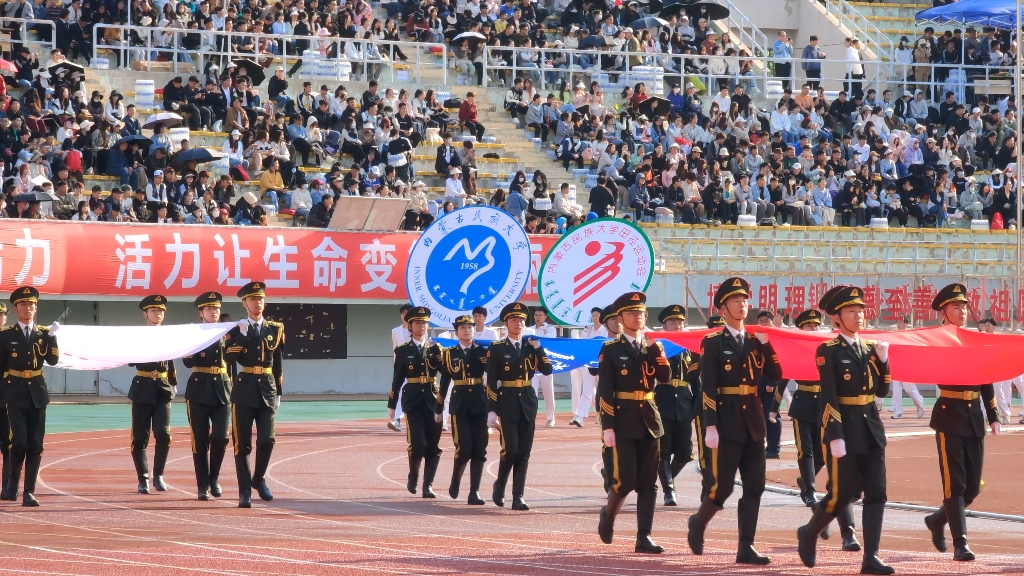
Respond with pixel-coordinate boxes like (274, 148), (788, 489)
(916, 0), (1016, 28)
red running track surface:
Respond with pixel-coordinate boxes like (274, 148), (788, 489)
(2, 419), (1024, 575)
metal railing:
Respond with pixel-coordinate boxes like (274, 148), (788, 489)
(0, 16), (56, 55)
(90, 24), (447, 85)
(827, 0), (896, 62)
(720, 0), (769, 59)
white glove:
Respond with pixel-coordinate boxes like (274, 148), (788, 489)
(991, 421), (1002, 436)
(275, 395), (281, 409)
(769, 412), (778, 423)
(704, 425), (719, 449)
(487, 411), (498, 427)
(603, 428), (616, 447)
(388, 408), (396, 421)
(755, 331), (769, 344)
(434, 413), (442, 424)
(875, 341), (889, 363)
(237, 320), (249, 336)
(48, 321), (60, 334)
(830, 438), (847, 458)
(529, 338), (541, 349)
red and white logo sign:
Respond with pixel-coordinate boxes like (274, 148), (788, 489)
(537, 218), (655, 325)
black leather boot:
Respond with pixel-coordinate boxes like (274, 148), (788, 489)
(407, 454), (422, 495)
(153, 443), (169, 491)
(797, 458), (818, 506)
(924, 506), (948, 553)
(860, 503), (895, 574)
(132, 450), (150, 494)
(251, 446), (275, 501)
(193, 453), (210, 500)
(467, 461), (485, 505)
(687, 499), (723, 555)
(736, 497), (770, 564)
(235, 454), (252, 508)
(511, 460), (529, 510)
(422, 455), (440, 499)
(797, 504), (834, 567)
(670, 455), (688, 477)
(840, 504), (861, 551)
(945, 497), (975, 561)
(1, 451), (10, 500)
(4, 452), (22, 502)
(634, 490), (663, 553)
(658, 460), (676, 506)
(449, 460), (468, 500)
(492, 460), (512, 507)
(597, 489), (626, 544)
(22, 454), (40, 507)
(601, 447), (613, 494)
(208, 443), (226, 497)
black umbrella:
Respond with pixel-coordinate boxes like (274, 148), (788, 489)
(12, 191), (57, 203)
(686, 2), (731, 21)
(658, 0), (699, 18)
(638, 96), (671, 117)
(579, 35), (612, 48)
(231, 59), (266, 86)
(115, 134), (153, 148)
(47, 60), (86, 78)
(628, 16), (669, 30)
(172, 148), (224, 166)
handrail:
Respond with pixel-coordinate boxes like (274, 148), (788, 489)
(90, 23), (447, 85)
(0, 16), (56, 55)
(823, 0), (895, 62)
(720, 0), (769, 58)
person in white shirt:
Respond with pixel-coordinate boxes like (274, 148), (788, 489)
(569, 307), (607, 427)
(770, 102), (797, 145)
(711, 85), (731, 115)
(889, 315), (926, 419)
(147, 171), (168, 203)
(983, 319), (1023, 423)
(389, 304), (413, 432)
(530, 308), (558, 426)
(444, 166), (467, 207)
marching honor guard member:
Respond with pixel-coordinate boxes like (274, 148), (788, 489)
(0, 287), (58, 506)
(435, 314), (489, 504)
(129, 295), (178, 495)
(225, 282), (285, 509)
(923, 283), (1000, 562)
(387, 306), (444, 498)
(655, 304), (700, 507)
(0, 301), (11, 500)
(486, 302), (552, 510)
(389, 303), (413, 432)
(797, 286), (894, 575)
(182, 292), (231, 500)
(689, 277), (780, 565)
(597, 291), (671, 553)
(595, 305), (621, 494)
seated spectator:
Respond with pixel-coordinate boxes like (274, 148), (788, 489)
(307, 194), (335, 228)
(233, 192), (267, 226)
(258, 159), (285, 207)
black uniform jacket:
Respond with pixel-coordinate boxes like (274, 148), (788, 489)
(598, 336), (671, 440)
(929, 384), (998, 438)
(388, 339), (443, 413)
(182, 337), (231, 406)
(128, 358), (178, 405)
(225, 320), (285, 409)
(435, 343), (489, 416)
(654, 349), (701, 423)
(816, 336), (890, 454)
(0, 324), (58, 409)
(485, 337), (552, 421)
(699, 328), (782, 443)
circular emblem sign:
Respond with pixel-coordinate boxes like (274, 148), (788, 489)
(406, 205), (532, 326)
(537, 218), (655, 325)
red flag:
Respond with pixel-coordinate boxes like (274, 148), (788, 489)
(655, 325), (1024, 386)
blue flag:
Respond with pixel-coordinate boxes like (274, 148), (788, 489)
(433, 336), (686, 374)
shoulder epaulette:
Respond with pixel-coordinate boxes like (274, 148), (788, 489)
(0, 325), (14, 332)
(602, 339), (617, 347)
(491, 339), (503, 345)
(266, 320), (284, 328)
(38, 326), (49, 332)
(862, 339), (876, 346)
(826, 338), (841, 347)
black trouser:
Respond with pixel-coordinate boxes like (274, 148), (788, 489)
(451, 410), (487, 465)
(498, 410), (535, 466)
(232, 401), (276, 492)
(187, 400), (230, 489)
(820, 437), (887, 515)
(528, 122), (548, 142)
(0, 406), (9, 487)
(403, 210), (434, 230)
(907, 203), (926, 227)
(887, 206), (909, 226)
(192, 105), (214, 129)
(179, 103), (203, 130)
(775, 62), (792, 90)
(847, 74), (865, 99)
(659, 415), (693, 472)
(759, 386), (782, 455)
(611, 433), (659, 497)
(463, 119), (485, 141)
(562, 154), (584, 170)
(935, 432), (983, 504)
(7, 403), (45, 491)
(806, 69), (821, 90)
(794, 417), (824, 472)
(405, 402), (442, 462)
(292, 137), (313, 164)
(700, 422), (766, 506)
(131, 399), (172, 481)
(342, 141), (366, 162)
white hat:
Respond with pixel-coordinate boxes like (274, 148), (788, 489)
(576, 82), (585, 88)
(413, 180), (426, 188)
(844, 170), (856, 177)
(719, 147), (729, 156)
(153, 169), (164, 176)
(992, 169), (1003, 175)
(450, 166), (462, 174)
(79, 120), (93, 131)
(243, 192), (259, 205)
(369, 165), (381, 175)
(972, 107), (981, 114)
(230, 129), (241, 136)
(685, 82), (694, 89)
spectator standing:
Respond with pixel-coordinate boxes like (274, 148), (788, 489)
(801, 36), (826, 90)
(773, 31), (794, 90)
(846, 38), (866, 99)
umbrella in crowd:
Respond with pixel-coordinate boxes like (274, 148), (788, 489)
(12, 190), (57, 203)
(658, 0), (700, 18)
(579, 35), (612, 48)
(115, 134), (153, 148)
(0, 59), (17, 74)
(638, 96), (671, 117)
(231, 59), (266, 86)
(172, 147), (224, 166)
(453, 31), (487, 41)
(48, 60), (86, 78)
(628, 16), (670, 29)
(686, 2), (731, 21)
(143, 112), (184, 129)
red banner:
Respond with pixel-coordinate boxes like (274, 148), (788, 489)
(0, 222), (557, 302)
(658, 325), (1024, 385)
